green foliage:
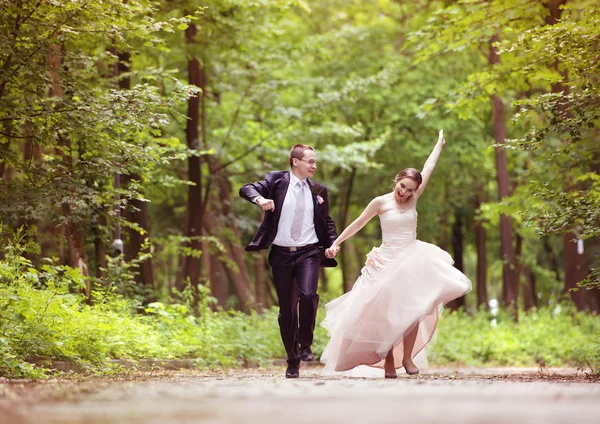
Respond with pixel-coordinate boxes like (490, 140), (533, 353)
(0, 229), (284, 378)
(429, 306), (600, 372)
(1, 226), (598, 379)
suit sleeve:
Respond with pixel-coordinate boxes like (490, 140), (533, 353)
(239, 173), (272, 204)
(320, 186), (338, 246)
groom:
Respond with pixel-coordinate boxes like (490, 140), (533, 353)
(239, 144), (338, 378)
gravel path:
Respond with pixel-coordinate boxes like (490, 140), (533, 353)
(1, 366), (599, 424)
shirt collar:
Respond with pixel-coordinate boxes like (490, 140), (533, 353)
(289, 172), (307, 187)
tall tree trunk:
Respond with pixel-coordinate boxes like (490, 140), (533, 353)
(19, 130), (43, 267)
(341, 241), (360, 293)
(93, 214), (107, 279)
(447, 208), (466, 310)
(437, 182), (451, 251)
(489, 34), (518, 309)
(176, 23), (204, 294)
(49, 42), (90, 298)
(208, 246), (230, 307)
(522, 266), (537, 311)
(122, 173), (155, 296)
(253, 209), (267, 310)
(203, 167), (257, 311)
(338, 168), (357, 293)
(543, 237), (561, 282)
(563, 232), (586, 309)
(254, 251), (267, 310)
(0, 122), (11, 178)
(543, 0), (586, 310)
(319, 267), (328, 294)
(115, 49), (155, 298)
(474, 194), (488, 308)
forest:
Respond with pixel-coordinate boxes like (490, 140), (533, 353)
(0, 0), (599, 378)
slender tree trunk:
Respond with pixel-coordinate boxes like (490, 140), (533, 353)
(265, 272), (277, 307)
(319, 267), (328, 294)
(341, 241), (360, 293)
(255, 251), (266, 310)
(522, 266), (537, 311)
(175, 208), (188, 292)
(489, 34), (518, 309)
(208, 247), (230, 307)
(207, 161), (256, 309)
(474, 194), (488, 308)
(543, 237), (561, 282)
(16, 125), (40, 268)
(447, 208), (466, 310)
(49, 42), (90, 298)
(115, 49), (155, 298)
(338, 168), (357, 293)
(0, 122), (11, 178)
(253, 208), (266, 310)
(589, 286), (600, 313)
(437, 183), (451, 251)
(122, 173), (155, 294)
(93, 213), (107, 279)
(545, 0), (568, 26)
(176, 23), (204, 293)
(543, 0), (587, 309)
(563, 232), (586, 309)
(204, 206), (256, 310)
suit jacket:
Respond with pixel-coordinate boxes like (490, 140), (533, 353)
(239, 170), (338, 267)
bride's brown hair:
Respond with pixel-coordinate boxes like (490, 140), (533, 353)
(393, 168), (422, 187)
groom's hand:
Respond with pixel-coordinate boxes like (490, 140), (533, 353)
(256, 197), (275, 212)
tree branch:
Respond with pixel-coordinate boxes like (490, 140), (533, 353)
(221, 84), (252, 151)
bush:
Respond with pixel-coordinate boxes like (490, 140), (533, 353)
(0, 229), (598, 378)
(426, 306), (600, 371)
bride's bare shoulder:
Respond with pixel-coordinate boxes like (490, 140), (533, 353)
(373, 193), (394, 214)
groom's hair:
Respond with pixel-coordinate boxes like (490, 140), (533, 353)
(289, 144), (315, 167)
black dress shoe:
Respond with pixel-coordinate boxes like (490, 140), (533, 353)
(285, 363), (300, 378)
(300, 346), (314, 362)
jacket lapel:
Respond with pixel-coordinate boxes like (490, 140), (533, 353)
(307, 179), (318, 219)
(277, 172), (290, 207)
(272, 172), (290, 229)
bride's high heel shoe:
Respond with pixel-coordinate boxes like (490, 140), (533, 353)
(402, 359), (419, 375)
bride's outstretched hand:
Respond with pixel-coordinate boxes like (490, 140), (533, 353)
(325, 245), (340, 259)
(439, 129), (445, 146)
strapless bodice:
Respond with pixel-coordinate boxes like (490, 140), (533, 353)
(379, 208), (417, 247)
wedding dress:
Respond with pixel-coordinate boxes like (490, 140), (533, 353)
(320, 207), (471, 377)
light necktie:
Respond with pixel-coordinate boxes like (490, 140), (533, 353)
(290, 181), (305, 241)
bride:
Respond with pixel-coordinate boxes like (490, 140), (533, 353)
(322, 130), (471, 378)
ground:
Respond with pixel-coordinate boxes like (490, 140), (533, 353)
(1, 364), (599, 424)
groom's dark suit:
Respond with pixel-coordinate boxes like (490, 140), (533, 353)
(240, 170), (338, 367)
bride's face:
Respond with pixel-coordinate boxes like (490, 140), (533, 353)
(394, 178), (419, 202)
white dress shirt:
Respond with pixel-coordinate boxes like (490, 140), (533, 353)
(270, 173), (318, 247)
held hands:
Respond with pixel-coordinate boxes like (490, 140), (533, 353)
(438, 129), (445, 146)
(256, 197), (275, 212)
(325, 244), (340, 259)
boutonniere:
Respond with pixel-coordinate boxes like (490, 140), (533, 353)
(311, 183), (324, 206)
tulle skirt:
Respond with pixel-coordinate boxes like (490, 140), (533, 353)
(320, 239), (472, 377)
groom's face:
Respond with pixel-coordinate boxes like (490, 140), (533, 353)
(294, 149), (318, 179)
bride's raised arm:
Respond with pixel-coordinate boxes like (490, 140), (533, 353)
(416, 129), (446, 197)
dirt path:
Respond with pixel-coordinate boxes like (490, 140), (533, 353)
(1, 366), (599, 424)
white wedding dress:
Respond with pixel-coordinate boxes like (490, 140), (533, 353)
(320, 207), (472, 377)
